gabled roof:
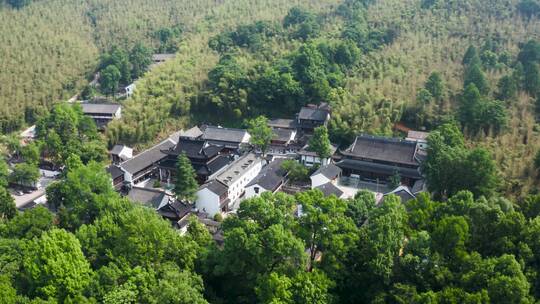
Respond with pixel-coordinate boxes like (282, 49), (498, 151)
(200, 180), (228, 196)
(385, 185), (416, 203)
(342, 134), (419, 166)
(246, 158), (288, 191)
(315, 182), (344, 198)
(311, 163), (341, 180)
(121, 139), (175, 175)
(80, 103), (121, 115)
(411, 179), (427, 194)
(110, 144), (132, 156)
(336, 159), (422, 179)
(171, 138), (223, 159)
(272, 128), (295, 142)
(180, 126), (203, 139)
(127, 187), (171, 209)
(268, 118), (297, 129)
(106, 165), (124, 180)
(201, 125), (249, 144)
(298, 106), (329, 121)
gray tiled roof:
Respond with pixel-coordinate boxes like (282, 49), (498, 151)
(216, 153), (260, 186)
(121, 139), (175, 174)
(110, 145), (127, 155)
(201, 125), (248, 144)
(201, 180), (228, 196)
(80, 103), (120, 115)
(272, 128), (294, 142)
(343, 134), (419, 166)
(268, 119), (297, 129)
(127, 187), (170, 209)
(298, 107), (329, 121)
(246, 158), (287, 191)
(312, 163), (341, 180)
(336, 159), (422, 179)
(106, 165), (124, 180)
(315, 182), (343, 198)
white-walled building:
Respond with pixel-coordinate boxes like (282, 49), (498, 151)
(110, 145), (133, 164)
(310, 163), (342, 189)
(196, 153), (263, 217)
(298, 144), (337, 167)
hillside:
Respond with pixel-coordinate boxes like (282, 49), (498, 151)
(107, 0), (540, 197)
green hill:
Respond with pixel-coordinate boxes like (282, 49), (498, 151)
(1, 0), (539, 197)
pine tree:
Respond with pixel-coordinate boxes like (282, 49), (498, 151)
(174, 152), (198, 202)
(425, 72), (445, 101)
(464, 64), (489, 95)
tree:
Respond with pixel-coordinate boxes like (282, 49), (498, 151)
(464, 64), (489, 95)
(46, 160), (127, 229)
(129, 42), (151, 80)
(425, 72), (445, 101)
(174, 152), (198, 202)
(524, 63), (540, 97)
(9, 162), (39, 187)
(432, 216), (469, 257)
(2, 206), (53, 239)
(496, 75), (518, 100)
(463, 45), (481, 66)
(100, 65), (122, 96)
(518, 0), (540, 17)
(296, 190), (358, 275)
(247, 116), (273, 155)
(534, 149), (540, 171)
(309, 126), (332, 160)
(389, 170), (401, 189)
(20, 229), (92, 302)
(281, 160), (308, 183)
(423, 124), (499, 198)
(0, 157), (9, 188)
(21, 142), (40, 164)
(0, 187), (16, 220)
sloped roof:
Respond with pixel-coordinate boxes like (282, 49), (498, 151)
(315, 182), (344, 198)
(385, 185), (416, 203)
(336, 159), (422, 179)
(342, 134), (419, 166)
(171, 138), (223, 159)
(201, 125), (249, 143)
(272, 128), (294, 142)
(216, 153), (260, 186)
(127, 187), (170, 209)
(407, 130), (429, 141)
(106, 165), (124, 180)
(110, 144), (131, 156)
(201, 180), (228, 196)
(247, 158), (287, 191)
(312, 163), (341, 180)
(80, 103), (121, 115)
(268, 118), (297, 129)
(298, 107), (329, 121)
(121, 139), (175, 174)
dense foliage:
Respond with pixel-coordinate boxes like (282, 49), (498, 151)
(2, 159), (540, 302)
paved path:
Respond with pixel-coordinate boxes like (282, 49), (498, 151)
(12, 189), (45, 208)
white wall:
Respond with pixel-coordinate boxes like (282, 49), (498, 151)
(245, 183), (269, 199)
(196, 188), (220, 217)
(226, 161), (263, 203)
(300, 155), (330, 167)
(310, 173), (330, 189)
